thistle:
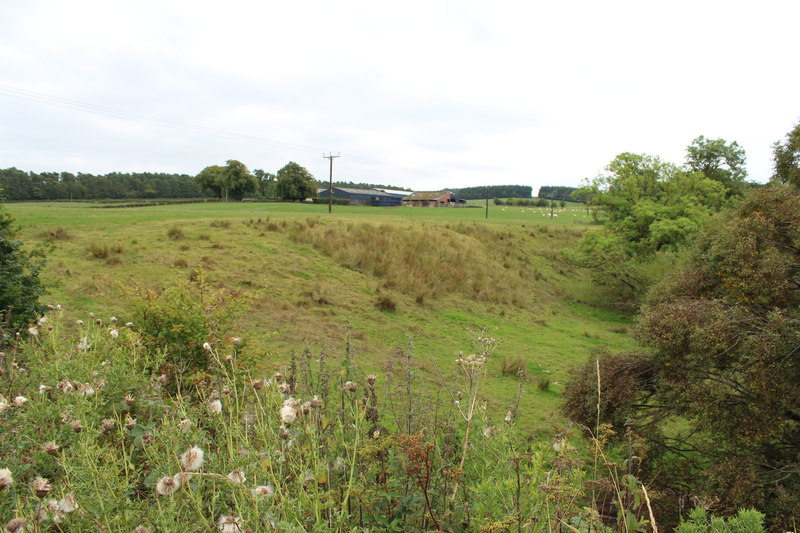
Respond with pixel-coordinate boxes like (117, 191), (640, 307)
(180, 446), (204, 472)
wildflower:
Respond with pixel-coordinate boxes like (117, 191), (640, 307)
(504, 410), (513, 423)
(278, 426), (290, 440)
(57, 379), (74, 393)
(179, 418), (193, 433)
(278, 382), (291, 394)
(252, 484), (274, 498)
(366, 374), (377, 385)
(30, 476), (52, 498)
(483, 427), (494, 438)
(95, 319), (103, 326)
(101, 418), (115, 434)
(123, 394), (135, 405)
(58, 493), (79, 513)
(125, 415), (137, 430)
(226, 468), (246, 484)
(155, 475), (179, 496)
(39, 384), (53, 394)
(12, 396), (26, 407)
(231, 336), (241, 345)
(0, 468), (13, 489)
(208, 399), (223, 414)
(125, 322), (134, 327)
(251, 379), (263, 390)
(218, 514), (242, 533)
(27, 327), (39, 337)
(300, 401), (311, 415)
(43, 441), (60, 455)
(279, 405), (296, 425)
(180, 446), (205, 471)
(310, 395), (322, 408)
(38, 316), (47, 325)
(70, 420), (83, 433)
(76, 319), (84, 326)
(76, 337), (90, 351)
(89, 312), (95, 319)
(344, 381), (357, 392)
(372, 430), (381, 439)
(110, 316), (118, 323)
(203, 342), (212, 352)
(109, 329), (119, 339)
(5, 518), (26, 533)
(225, 354), (234, 363)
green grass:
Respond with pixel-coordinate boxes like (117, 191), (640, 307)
(6, 200), (628, 432)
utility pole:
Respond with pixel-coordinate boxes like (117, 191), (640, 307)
(323, 152), (340, 213)
(485, 186), (489, 219)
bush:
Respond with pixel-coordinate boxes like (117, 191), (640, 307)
(0, 206), (46, 338)
(125, 274), (250, 385)
(166, 226), (185, 239)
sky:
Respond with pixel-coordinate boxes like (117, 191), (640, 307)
(1, 0), (799, 193)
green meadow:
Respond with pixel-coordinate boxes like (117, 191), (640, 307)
(6, 200), (633, 431)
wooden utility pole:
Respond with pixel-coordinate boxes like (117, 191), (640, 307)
(323, 152), (340, 213)
(485, 186), (489, 219)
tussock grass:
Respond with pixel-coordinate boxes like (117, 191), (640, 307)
(38, 226), (72, 240)
(87, 242), (124, 259)
(288, 221), (562, 311)
(167, 226), (185, 239)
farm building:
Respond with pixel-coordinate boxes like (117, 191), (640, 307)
(317, 187), (402, 207)
(402, 190), (467, 207)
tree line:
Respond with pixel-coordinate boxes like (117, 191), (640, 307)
(454, 184), (532, 200)
(538, 185), (578, 202)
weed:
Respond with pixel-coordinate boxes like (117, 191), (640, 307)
(87, 242), (124, 259)
(500, 356), (527, 378)
(166, 226), (185, 239)
(210, 219), (230, 228)
(38, 226), (72, 240)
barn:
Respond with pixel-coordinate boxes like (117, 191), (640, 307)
(317, 187), (403, 207)
(401, 190), (467, 207)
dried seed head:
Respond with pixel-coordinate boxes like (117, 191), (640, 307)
(0, 468), (13, 489)
(217, 514), (242, 533)
(156, 373), (168, 385)
(12, 396), (26, 407)
(155, 475), (179, 496)
(179, 418), (193, 433)
(208, 399), (223, 414)
(252, 484), (274, 498)
(278, 382), (290, 394)
(366, 374), (377, 385)
(30, 476), (52, 498)
(110, 316), (118, 323)
(279, 405), (296, 425)
(5, 518), (26, 533)
(39, 384), (53, 394)
(43, 441), (60, 455)
(101, 418), (115, 434)
(208, 390), (221, 401)
(180, 446), (205, 472)
(109, 329), (119, 339)
(57, 379), (74, 393)
(132, 526), (150, 533)
(58, 493), (79, 513)
(344, 381), (357, 392)
(0, 400), (9, 414)
(125, 416), (137, 430)
(226, 468), (246, 484)
(250, 379), (263, 390)
(76, 319), (84, 326)
(504, 410), (513, 423)
(203, 342), (212, 352)
(27, 327), (39, 337)
(123, 394), (135, 405)
(70, 420), (83, 433)
(310, 395), (322, 408)
(279, 426), (290, 440)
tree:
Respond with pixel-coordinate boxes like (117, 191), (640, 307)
(772, 121), (800, 188)
(195, 165), (225, 199)
(222, 160), (258, 201)
(569, 152), (727, 306)
(275, 162), (317, 201)
(685, 136), (747, 196)
(0, 200), (46, 339)
(565, 186), (800, 528)
(253, 169), (277, 198)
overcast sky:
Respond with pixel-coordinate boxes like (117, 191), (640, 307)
(1, 1), (798, 192)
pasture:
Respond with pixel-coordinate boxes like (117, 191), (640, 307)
(6, 200), (630, 431)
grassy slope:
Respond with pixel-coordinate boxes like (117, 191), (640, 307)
(7, 201), (636, 431)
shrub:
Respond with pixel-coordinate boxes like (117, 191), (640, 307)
(0, 207), (46, 337)
(125, 274), (250, 385)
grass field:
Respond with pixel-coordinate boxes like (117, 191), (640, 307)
(6, 200), (632, 432)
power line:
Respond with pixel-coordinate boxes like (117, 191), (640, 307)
(0, 83), (447, 179)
